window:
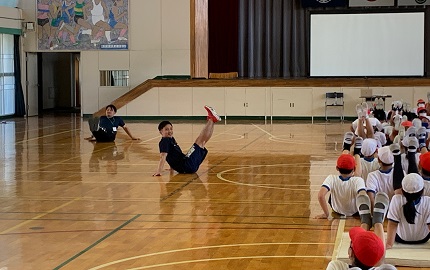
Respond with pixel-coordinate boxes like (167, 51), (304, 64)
(100, 70), (129, 87)
(0, 33), (14, 116)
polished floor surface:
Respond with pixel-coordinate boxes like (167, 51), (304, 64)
(0, 115), (427, 270)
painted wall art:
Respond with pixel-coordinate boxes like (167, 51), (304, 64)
(37, 0), (128, 50)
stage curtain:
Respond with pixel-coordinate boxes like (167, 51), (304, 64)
(14, 35), (25, 116)
(208, 0), (239, 74)
(238, 0), (309, 78)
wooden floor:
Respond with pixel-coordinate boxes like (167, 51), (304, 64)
(0, 114), (428, 270)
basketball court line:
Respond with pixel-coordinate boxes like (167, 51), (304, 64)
(127, 255), (331, 270)
(0, 197), (81, 235)
(251, 123), (336, 146)
(14, 129), (81, 144)
(88, 242), (333, 270)
(217, 164), (324, 191)
(53, 214), (141, 270)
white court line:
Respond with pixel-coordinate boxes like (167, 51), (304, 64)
(0, 198), (81, 235)
(212, 125), (245, 139)
(251, 124), (330, 146)
(252, 123), (275, 137)
(88, 242), (333, 270)
(141, 135), (162, 143)
(15, 129), (81, 144)
(217, 164), (326, 191)
(128, 255), (331, 269)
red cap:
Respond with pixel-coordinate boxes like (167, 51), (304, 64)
(401, 121), (413, 127)
(420, 152), (430, 172)
(337, 154), (355, 170)
(349, 227), (385, 267)
(418, 107), (427, 113)
(417, 99), (426, 104)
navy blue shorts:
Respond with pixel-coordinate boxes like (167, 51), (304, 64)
(182, 143), (208, 173)
(92, 130), (115, 142)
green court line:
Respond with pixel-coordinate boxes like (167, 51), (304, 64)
(53, 214), (141, 270)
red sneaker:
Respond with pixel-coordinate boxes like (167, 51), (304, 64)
(204, 105), (221, 123)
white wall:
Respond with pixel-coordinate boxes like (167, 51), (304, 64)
(0, 6), (22, 29)
(120, 86), (430, 118)
(18, 0), (190, 115)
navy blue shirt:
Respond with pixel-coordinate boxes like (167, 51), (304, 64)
(99, 116), (125, 131)
(159, 137), (186, 172)
(98, 116), (125, 140)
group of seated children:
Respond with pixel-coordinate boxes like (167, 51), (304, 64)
(320, 98), (430, 270)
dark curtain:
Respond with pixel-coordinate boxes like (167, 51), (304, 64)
(208, 0), (239, 73)
(14, 35), (26, 116)
(238, 0), (309, 78)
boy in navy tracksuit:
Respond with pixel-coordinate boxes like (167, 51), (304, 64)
(153, 106), (221, 175)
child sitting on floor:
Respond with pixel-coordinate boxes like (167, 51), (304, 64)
(316, 153), (366, 219)
(386, 173), (430, 248)
(326, 191), (395, 269)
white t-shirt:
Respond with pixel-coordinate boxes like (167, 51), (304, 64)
(366, 169), (395, 200)
(387, 194), (430, 241)
(326, 260), (396, 270)
(322, 175), (366, 216)
(423, 179), (430, 197)
(401, 152), (420, 174)
(352, 118), (382, 135)
(360, 158), (380, 183)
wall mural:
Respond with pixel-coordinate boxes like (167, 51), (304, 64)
(37, 0), (128, 51)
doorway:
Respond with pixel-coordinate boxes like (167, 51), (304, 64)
(37, 52), (81, 114)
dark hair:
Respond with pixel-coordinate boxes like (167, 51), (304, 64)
(404, 112), (418, 121)
(402, 189), (424, 224)
(421, 167), (430, 177)
(353, 256), (372, 270)
(338, 167), (354, 175)
(373, 109), (386, 122)
(378, 159), (393, 167)
(387, 111), (393, 122)
(158, 120), (172, 131)
(106, 104), (117, 113)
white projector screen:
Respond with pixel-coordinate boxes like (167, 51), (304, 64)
(310, 12), (424, 77)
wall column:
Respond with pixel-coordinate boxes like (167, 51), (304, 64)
(190, 0), (208, 78)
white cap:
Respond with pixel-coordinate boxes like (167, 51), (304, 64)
(378, 146), (394, 164)
(374, 132), (386, 147)
(378, 265), (398, 270)
(401, 127), (417, 147)
(362, 139), (378, 157)
(402, 173), (424, 193)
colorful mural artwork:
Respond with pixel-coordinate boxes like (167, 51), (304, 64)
(37, 0), (128, 50)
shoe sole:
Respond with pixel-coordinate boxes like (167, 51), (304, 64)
(373, 192), (389, 225)
(204, 106), (221, 122)
(374, 192), (389, 215)
(344, 132), (354, 143)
